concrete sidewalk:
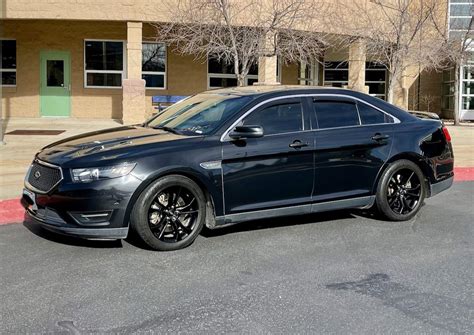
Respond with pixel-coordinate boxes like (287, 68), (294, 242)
(0, 118), (121, 200)
(445, 122), (474, 168)
(0, 118), (473, 201)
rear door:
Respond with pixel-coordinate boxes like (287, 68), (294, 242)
(311, 96), (395, 202)
(221, 98), (314, 214)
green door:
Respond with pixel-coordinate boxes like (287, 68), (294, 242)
(40, 50), (71, 117)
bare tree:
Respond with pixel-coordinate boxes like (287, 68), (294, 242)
(153, 0), (332, 86)
(342, 0), (447, 105)
(419, 94), (436, 113)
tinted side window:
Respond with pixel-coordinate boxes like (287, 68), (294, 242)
(314, 101), (360, 129)
(243, 102), (303, 135)
(358, 103), (394, 124)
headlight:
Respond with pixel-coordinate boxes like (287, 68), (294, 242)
(71, 163), (136, 183)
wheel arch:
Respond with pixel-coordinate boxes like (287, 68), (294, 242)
(124, 168), (220, 230)
(372, 152), (435, 195)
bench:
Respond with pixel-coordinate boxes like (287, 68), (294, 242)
(152, 95), (188, 113)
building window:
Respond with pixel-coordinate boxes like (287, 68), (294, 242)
(461, 60), (474, 111)
(207, 57), (258, 88)
(449, 1), (474, 35)
(84, 40), (124, 88)
(298, 61), (318, 85)
(365, 62), (387, 100)
(1, 40), (16, 86)
(323, 61), (348, 87)
(323, 61), (387, 100)
(142, 42), (166, 89)
(442, 68), (456, 112)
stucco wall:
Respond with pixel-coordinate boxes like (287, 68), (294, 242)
(2, 20), (127, 118)
(5, 0), (447, 38)
(1, 20), (208, 119)
(2, 19), (442, 119)
(281, 63), (299, 85)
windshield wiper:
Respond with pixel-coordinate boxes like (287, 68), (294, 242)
(152, 125), (181, 135)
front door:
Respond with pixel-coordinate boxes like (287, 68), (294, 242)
(222, 98), (314, 214)
(40, 50), (71, 117)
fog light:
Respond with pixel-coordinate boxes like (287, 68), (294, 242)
(69, 211), (112, 225)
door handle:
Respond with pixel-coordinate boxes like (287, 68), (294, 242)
(372, 133), (390, 142)
(289, 140), (309, 149)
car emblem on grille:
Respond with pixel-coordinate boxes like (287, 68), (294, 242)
(34, 171), (41, 179)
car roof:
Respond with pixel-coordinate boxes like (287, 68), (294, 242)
(202, 85), (416, 123)
(203, 85), (347, 97)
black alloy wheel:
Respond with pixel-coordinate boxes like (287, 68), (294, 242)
(147, 186), (199, 243)
(131, 175), (206, 251)
(386, 168), (422, 215)
(376, 160), (426, 221)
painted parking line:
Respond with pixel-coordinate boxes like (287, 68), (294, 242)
(1, 167), (473, 225)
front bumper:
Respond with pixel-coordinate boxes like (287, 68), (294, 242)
(21, 172), (142, 240)
(24, 210), (129, 239)
(429, 176), (454, 197)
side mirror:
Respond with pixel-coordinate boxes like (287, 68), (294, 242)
(229, 125), (264, 140)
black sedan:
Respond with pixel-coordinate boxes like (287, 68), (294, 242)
(22, 86), (454, 251)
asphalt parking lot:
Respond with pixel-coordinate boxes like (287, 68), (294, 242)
(1, 182), (473, 334)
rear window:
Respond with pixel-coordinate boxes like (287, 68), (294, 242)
(313, 101), (360, 129)
(358, 103), (394, 125)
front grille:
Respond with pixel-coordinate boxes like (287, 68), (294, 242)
(26, 160), (63, 193)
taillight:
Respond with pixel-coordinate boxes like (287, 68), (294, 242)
(442, 126), (451, 142)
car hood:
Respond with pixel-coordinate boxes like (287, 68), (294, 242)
(37, 125), (197, 166)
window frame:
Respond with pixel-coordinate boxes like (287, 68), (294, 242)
(298, 61), (319, 86)
(323, 61), (388, 100)
(448, 1), (473, 34)
(322, 61), (349, 88)
(142, 41), (167, 90)
(221, 94), (399, 142)
(83, 39), (126, 89)
(365, 62), (387, 100)
(460, 61), (474, 112)
(1, 39), (17, 87)
(207, 56), (258, 89)
(443, 67), (456, 112)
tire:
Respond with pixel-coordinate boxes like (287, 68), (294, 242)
(375, 159), (426, 221)
(130, 175), (206, 251)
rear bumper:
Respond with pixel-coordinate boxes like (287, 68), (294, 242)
(24, 210), (129, 239)
(429, 176), (453, 197)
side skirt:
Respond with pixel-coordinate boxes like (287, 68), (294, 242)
(213, 196), (375, 228)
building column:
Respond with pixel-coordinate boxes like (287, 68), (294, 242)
(256, 32), (280, 85)
(392, 78), (409, 109)
(348, 39), (369, 94)
(122, 21), (146, 124)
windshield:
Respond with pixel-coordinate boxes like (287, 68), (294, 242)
(146, 93), (252, 135)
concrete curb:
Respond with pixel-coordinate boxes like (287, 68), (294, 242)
(0, 199), (23, 225)
(1, 167), (473, 226)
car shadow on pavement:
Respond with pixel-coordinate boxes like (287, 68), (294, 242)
(201, 209), (361, 238)
(22, 209), (376, 250)
(23, 220), (123, 249)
